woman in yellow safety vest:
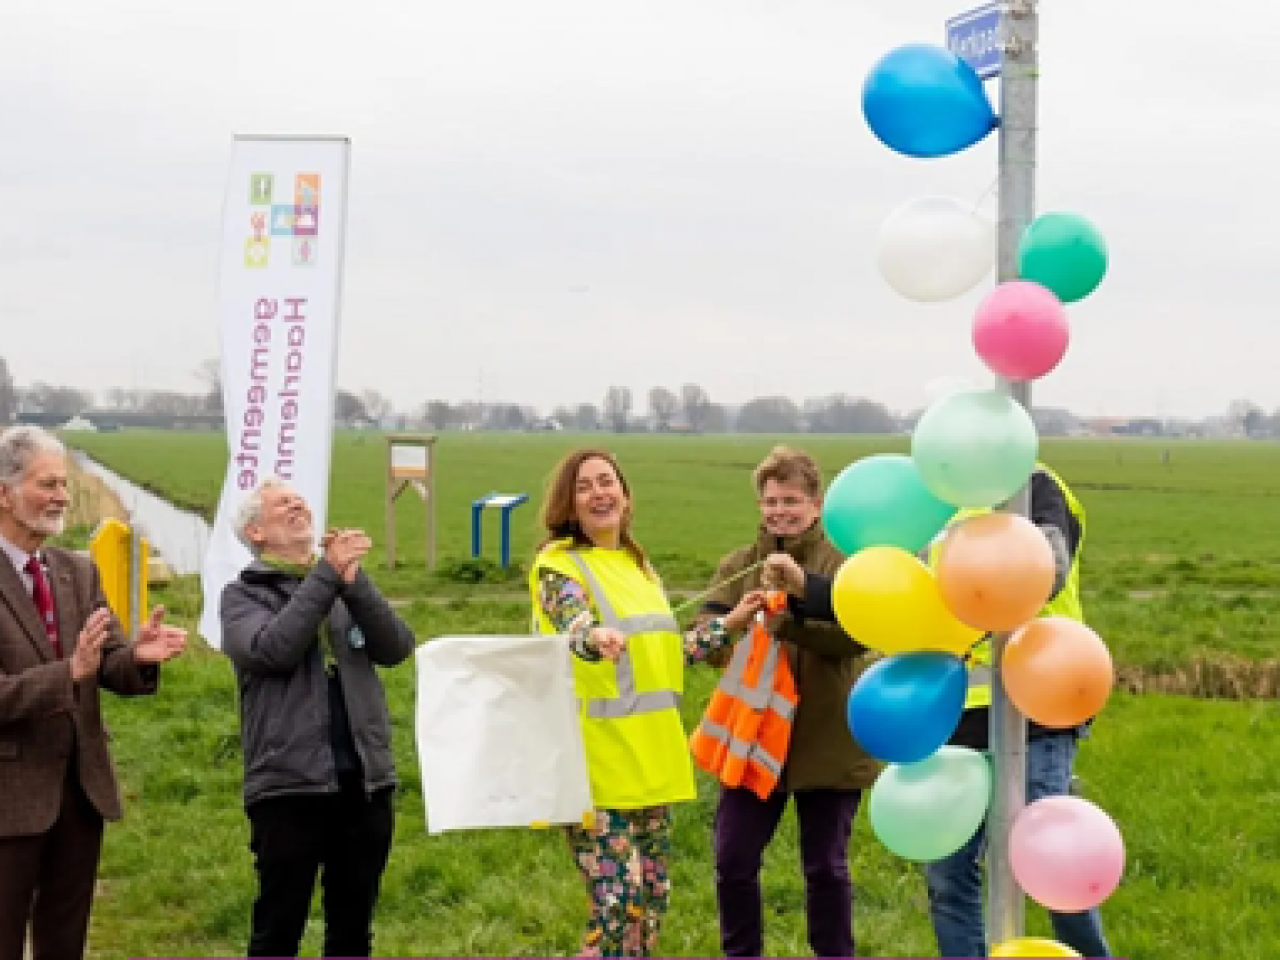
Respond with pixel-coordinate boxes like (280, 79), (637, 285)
(529, 447), (763, 958)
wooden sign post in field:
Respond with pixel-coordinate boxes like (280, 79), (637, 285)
(385, 433), (438, 570)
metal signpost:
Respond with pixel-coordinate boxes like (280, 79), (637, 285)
(949, 0), (1040, 947)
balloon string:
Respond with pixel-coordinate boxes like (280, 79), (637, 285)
(972, 176), (999, 211)
(670, 560), (765, 616)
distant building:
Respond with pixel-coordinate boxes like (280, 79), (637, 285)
(1112, 418), (1165, 437)
(1032, 406), (1080, 437)
(17, 410), (223, 431)
(59, 416), (99, 432)
(525, 418), (563, 432)
(1201, 416), (1239, 438)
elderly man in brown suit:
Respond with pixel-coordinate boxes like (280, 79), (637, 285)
(0, 425), (187, 960)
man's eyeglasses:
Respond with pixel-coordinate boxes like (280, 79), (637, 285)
(759, 496), (811, 509)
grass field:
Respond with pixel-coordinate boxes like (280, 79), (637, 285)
(71, 430), (1280, 671)
(57, 430), (1280, 958)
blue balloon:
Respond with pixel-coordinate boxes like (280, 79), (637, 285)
(862, 44), (996, 159)
(822, 454), (957, 557)
(847, 652), (967, 763)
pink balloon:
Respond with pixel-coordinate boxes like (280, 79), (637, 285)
(972, 280), (1070, 380)
(1010, 796), (1124, 912)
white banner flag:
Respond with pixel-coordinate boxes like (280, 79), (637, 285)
(415, 636), (594, 834)
(198, 136), (351, 648)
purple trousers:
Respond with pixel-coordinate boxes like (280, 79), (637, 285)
(714, 786), (862, 958)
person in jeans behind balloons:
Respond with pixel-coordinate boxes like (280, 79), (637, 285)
(762, 464), (1113, 958)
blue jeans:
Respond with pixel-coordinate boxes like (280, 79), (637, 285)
(925, 732), (1113, 958)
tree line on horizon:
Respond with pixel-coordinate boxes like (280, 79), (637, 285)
(1, 357), (1276, 439)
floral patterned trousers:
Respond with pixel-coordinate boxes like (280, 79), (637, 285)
(564, 806), (673, 957)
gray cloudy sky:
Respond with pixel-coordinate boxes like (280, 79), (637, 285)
(2, 0), (1276, 420)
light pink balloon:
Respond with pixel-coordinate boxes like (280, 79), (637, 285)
(1010, 796), (1125, 912)
(972, 280), (1070, 380)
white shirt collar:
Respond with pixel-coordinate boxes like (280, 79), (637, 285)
(0, 530), (36, 578)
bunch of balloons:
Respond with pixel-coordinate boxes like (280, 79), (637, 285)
(813, 34), (1125, 957)
(864, 45), (1109, 316)
(824, 433), (1124, 945)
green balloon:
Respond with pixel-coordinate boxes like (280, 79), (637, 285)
(911, 389), (1039, 509)
(822, 454), (957, 557)
(869, 746), (992, 862)
(1017, 212), (1108, 303)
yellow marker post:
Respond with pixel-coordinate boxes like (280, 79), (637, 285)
(89, 518), (149, 634)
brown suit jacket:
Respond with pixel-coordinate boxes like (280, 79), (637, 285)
(0, 545), (157, 838)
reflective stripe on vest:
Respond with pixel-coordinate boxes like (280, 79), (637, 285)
(715, 634), (797, 718)
(696, 719), (785, 777)
(568, 553), (681, 721)
(1035, 463), (1086, 623)
(965, 659), (993, 709)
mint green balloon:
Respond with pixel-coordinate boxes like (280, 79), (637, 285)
(822, 454), (957, 557)
(869, 746), (991, 862)
(911, 389), (1038, 508)
(1017, 212), (1108, 303)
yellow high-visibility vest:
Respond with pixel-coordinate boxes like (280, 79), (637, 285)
(928, 464), (1086, 710)
(529, 540), (697, 809)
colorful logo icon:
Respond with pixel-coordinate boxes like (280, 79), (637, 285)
(244, 172), (324, 268)
(245, 238), (270, 268)
(295, 173), (320, 208)
(293, 237), (317, 267)
(245, 211), (269, 267)
(250, 173), (273, 205)
(270, 205), (296, 236)
(293, 206), (319, 237)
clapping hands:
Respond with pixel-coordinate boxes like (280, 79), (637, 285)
(132, 606), (188, 666)
(322, 528), (372, 583)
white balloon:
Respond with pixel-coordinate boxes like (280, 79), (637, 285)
(877, 197), (995, 303)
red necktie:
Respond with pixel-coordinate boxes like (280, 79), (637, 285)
(24, 556), (62, 659)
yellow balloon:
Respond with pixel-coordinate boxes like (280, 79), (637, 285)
(991, 937), (1081, 957)
(831, 545), (983, 655)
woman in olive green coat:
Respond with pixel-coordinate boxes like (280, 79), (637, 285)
(697, 446), (878, 958)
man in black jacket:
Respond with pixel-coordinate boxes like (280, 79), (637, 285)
(220, 477), (415, 958)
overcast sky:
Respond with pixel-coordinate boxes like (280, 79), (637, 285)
(2, 0), (1276, 420)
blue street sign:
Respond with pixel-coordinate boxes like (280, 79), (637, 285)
(946, 3), (1002, 80)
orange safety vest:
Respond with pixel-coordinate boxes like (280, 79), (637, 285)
(689, 597), (799, 800)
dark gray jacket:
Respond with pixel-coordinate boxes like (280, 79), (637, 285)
(220, 558), (415, 806)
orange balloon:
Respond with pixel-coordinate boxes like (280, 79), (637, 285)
(1003, 617), (1114, 727)
(935, 513), (1055, 632)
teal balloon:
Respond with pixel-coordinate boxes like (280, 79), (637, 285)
(911, 389), (1038, 508)
(1017, 212), (1109, 303)
(822, 455), (956, 556)
(868, 745), (992, 862)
